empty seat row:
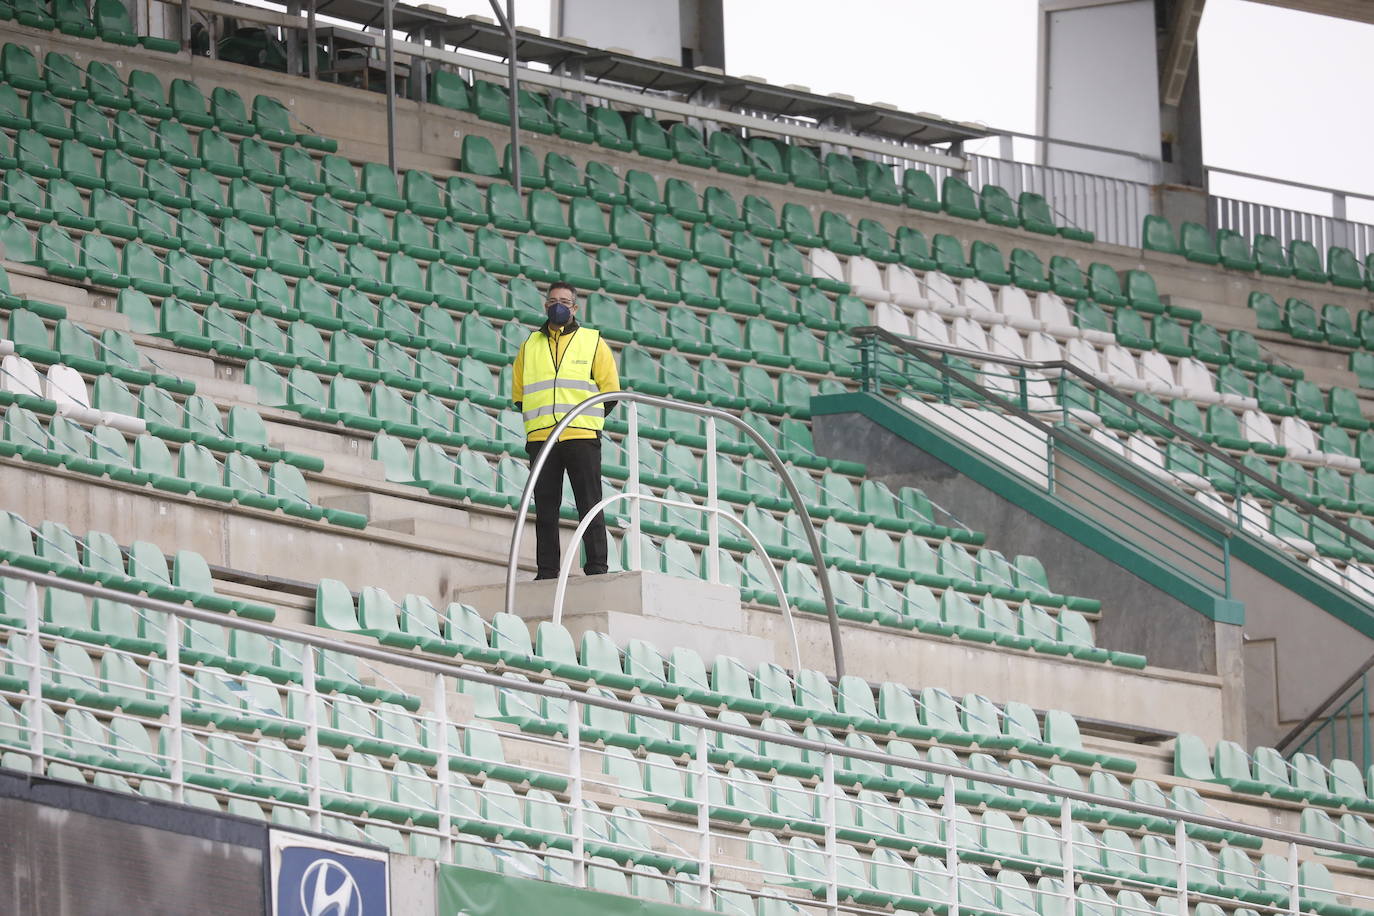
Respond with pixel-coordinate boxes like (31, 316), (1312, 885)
(1144, 214), (1371, 291)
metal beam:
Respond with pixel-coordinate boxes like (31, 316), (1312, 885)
(384, 0), (397, 176)
(1160, 0), (1206, 108)
(488, 0), (521, 198)
(1246, 0), (1374, 24)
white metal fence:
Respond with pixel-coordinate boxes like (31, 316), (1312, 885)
(4, 563), (1374, 916)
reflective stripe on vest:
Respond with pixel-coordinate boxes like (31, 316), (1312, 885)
(520, 328), (605, 435)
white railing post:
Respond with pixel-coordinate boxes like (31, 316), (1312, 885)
(567, 696), (586, 888)
(1175, 818), (1189, 916)
(165, 613), (184, 803)
(823, 752), (839, 916)
(695, 727), (712, 909)
(705, 416), (720, 585)
(302, 648), (322, 832)
(627, 402), (641, 571)
(434, 673), (452, 864)
(944, 774), (959, 916)
(1288, 841), (1301, 916)
(1060, 795), (1076, 916)
(23, 582), (43, 765)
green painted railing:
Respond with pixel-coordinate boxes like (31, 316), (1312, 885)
(1281, 655), (1374, 767)
(846, 328), (1237, 615)
(841, 328), (1374, 629)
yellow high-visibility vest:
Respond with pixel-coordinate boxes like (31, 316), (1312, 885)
(519, 327), (605, 436)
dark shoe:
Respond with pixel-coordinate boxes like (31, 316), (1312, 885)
(533, 572), (558, 581)
(583, 567), (609, 576)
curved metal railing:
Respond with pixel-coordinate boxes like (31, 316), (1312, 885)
(503, 390), (845, 678)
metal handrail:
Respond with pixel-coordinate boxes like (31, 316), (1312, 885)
(855, 330), (1232, 542)
(1279, 649), (1374, 760)
(503, 390), (845, 677)
(3, 559), (1374, 859)
(549, 488), (801, 672)
(851, 326), (1374, 559)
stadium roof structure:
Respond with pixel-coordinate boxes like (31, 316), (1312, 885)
(309, 0), (988, 147)
(1248, 0), (1374, 25)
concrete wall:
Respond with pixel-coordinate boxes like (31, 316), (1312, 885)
(1230, 554), (1374, 748)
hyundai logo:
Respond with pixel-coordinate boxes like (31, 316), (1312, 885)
(299, 858), (364, 916)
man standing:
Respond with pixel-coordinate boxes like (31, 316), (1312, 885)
(512, 281), (621, 580)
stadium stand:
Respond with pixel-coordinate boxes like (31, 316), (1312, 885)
(0, 12), (1373, 916)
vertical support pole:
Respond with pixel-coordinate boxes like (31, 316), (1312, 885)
(23, 582), (43, 766)
(1288, 841), (1301, 916)
(180, 0), (190, 50)
(1175, 818), (1190, 916)
(1362, 673), (1371, 773)
(705, 416), (720, 585)
(944, 774), (960, 916)
(695, 727), (712, 909)
(1222, 535), (1232, 599)
(383, 0), (397, 177)
(1060, 796), (1076, 916)
(434, 673), (453, 863)
(166, 612), (184, 803)
(567, 697), (586, 888)
(286, 0), (302, 75)
(859, 336), (874, 394)
(308, 0), (318, 81)
(483, 0), (522, 195)
(302, 647), (323, 832)
(1333, 193), (1350, 250)
(627, 402), (641, 571)
(823, 753), (838, 916)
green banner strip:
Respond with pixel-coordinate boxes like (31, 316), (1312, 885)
(437, 864), (703, 916)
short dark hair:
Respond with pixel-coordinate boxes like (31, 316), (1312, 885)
(547, 281), (577, 300)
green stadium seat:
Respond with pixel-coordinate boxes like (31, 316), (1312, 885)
(1290, 239), (1325, 283)
(472, 80), (511, 124)
(1048, 256), (1088, 300)
(1323, 304), (1360, 348)
(590, 106), (633, 151)
(980, 184), (1019, 227)
(629, 114), (672, 159)
(1285, 298), (1324, 342)
(970, 241), (1012, 286)
(859, 159), (903, 205)
(1123, 269), (1163, 313)
(1351, 351), (1374, 389)
(1086, 263), (1126, 307)
(668, 121), (712, 166)
(1213, 228), (1257, 272)
(932, 234), (974, 278)
(1328, 246), (1364, 288)
(1005, 248), (1050, 292)
(1014, 192), (1056, 236)
(546, 97), (592, 143)
(741, 137), (785, 183)
(1253, 234), (1292, 277)
(785, 145), (828, 191)
(1141, 215), (1179, 255)
(940, 176), (980, 220)
(502, 143), (544, 189)
(1180, 222), (1220, 264)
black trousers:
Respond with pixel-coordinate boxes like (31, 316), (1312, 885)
(526, 436), (609, 578)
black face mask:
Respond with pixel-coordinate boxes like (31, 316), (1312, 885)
(546, 302), (572, 326)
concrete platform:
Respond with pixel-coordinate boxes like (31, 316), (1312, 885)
(458, 570), (778, 668)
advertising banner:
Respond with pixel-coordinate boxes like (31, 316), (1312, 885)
(270, 829), (391, 916)
(437, 863), (701, 916)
